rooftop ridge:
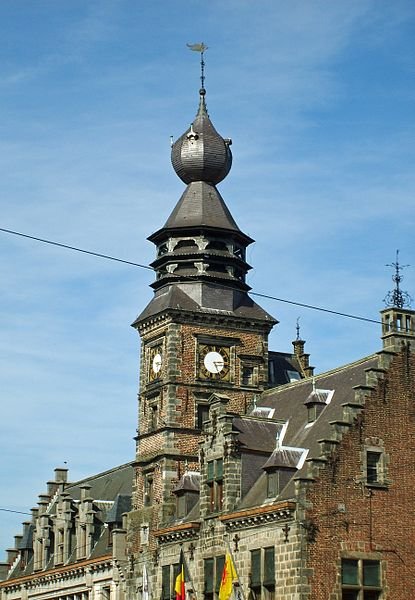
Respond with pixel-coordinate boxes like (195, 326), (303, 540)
(64, 461), (134, 490)
(262, 353), (379, 398)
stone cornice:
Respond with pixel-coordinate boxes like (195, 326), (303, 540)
(154, 522), (201, 543)
(219, 501), (296, 530)
(0, 555), (113, 590)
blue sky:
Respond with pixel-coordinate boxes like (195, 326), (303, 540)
(1, 1), (414, 559)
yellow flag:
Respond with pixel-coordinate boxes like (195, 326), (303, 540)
(219, 553), (237, 600)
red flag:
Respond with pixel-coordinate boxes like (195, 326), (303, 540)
(175, 549), (186, 600)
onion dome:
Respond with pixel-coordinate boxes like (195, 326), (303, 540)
(171, 89), (232, 185)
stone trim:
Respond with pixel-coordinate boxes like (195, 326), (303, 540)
(0, 555), (112, 589)
(154, 522), (200, 543)
(219, 501), (296, 530)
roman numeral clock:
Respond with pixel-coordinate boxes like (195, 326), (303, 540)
(148, 344), (163, 382)
(198, 344), (231, 381)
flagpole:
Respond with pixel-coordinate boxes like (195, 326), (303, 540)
(224, 539), (247, 600)
(184, 547), (198, 600)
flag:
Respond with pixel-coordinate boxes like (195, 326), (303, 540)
(219, 552), (237, 600)
(187, 42), (208, 53)
(142, 564), (149, 600)
(175, 549), (186, 600)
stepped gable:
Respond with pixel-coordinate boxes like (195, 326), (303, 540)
(238, 355), (380, 507)
(5, 463), (133, 581)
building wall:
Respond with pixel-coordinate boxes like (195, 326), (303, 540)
(304, 344), (415, 599)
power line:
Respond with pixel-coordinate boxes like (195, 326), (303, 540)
(0, 226), (407, 329)
(251, 291), (382, 326)
(0, 508), (31, 516)
(0, 227), (153, 271)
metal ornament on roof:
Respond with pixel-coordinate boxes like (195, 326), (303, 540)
(383, 250), (412, 308)
(186, 42), (208, 91)
(171, 43), (232, 185)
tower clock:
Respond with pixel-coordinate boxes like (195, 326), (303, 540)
(147, 344), (163, 382)
(198, 344), (231, 381)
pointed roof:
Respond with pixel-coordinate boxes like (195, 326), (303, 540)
(150, 181), (248, 240)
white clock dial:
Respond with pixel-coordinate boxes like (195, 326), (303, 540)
(152, 353), (162, 373)
(204, 351), (225, 374)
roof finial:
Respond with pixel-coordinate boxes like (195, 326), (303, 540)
(296, 317), (301, 341)
(187, 42), (208, 94)
(383, 250), (412, 308)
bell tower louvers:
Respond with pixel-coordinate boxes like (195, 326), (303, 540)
(129, 84), (277, 553)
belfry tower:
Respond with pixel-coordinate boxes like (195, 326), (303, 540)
(128, 69), (277, 555)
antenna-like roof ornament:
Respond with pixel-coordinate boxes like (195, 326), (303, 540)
(296, 317), (301, 341)
(383, 250), (412, 308)
(187, 42), (208, 93)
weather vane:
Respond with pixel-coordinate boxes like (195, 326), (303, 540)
(187, 42), (208, 91)
(383, 250), (412, 309)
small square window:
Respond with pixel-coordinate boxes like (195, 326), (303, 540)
(242, 366), (254, 386)
(341, 559), (381, 599)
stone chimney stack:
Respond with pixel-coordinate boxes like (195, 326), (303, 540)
(292, 338), (314, 377)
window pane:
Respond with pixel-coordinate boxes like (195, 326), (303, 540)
(216, 555), (225, 592)
(216, 480), (223, 510)
(207, 461), (214, 482)
(161, 565), (170, 600)
(251, 549), (261, 587)
(363, 561), (380, 586)
(197, 405), (209, 429)
(216, 459), (223, 479)
(342, 592), (359, 600)
(264, 547), (275, 585)
(204, 558), (214, 593)
(363, 592), (380, 600)
(367, 452), (381, 483)
(342, 559), (359, 585)
(267, 472), (278, 497)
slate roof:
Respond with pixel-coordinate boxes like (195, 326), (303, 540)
(239, 354), (378, 507)
(5, 463), (133, 580)
(232, 417), (284, 453)
(157, 181), (243, 236)
(167, 353), (379, 524)
(132, 283), (277, 326)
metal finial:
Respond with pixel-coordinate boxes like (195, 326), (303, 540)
(296, 317), (301, 340)
(187, 42), (208, 91)
(383, 250), (412, 308)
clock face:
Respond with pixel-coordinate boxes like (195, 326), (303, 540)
(152, 353), (162, 374)
(199, 344), (230, 380)
(148, 345), (163, 381)
(204, 351), (225, 374)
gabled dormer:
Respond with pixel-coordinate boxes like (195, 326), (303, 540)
(262, 426), (308, 498)
(172, 471), (200, 519)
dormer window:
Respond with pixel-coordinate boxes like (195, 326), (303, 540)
(266, 471), (280, 498)
(172, 471), (200, 518)
(304, 386), (334, 425)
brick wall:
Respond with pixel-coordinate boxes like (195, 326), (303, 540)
(304, 344), (415, 599)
